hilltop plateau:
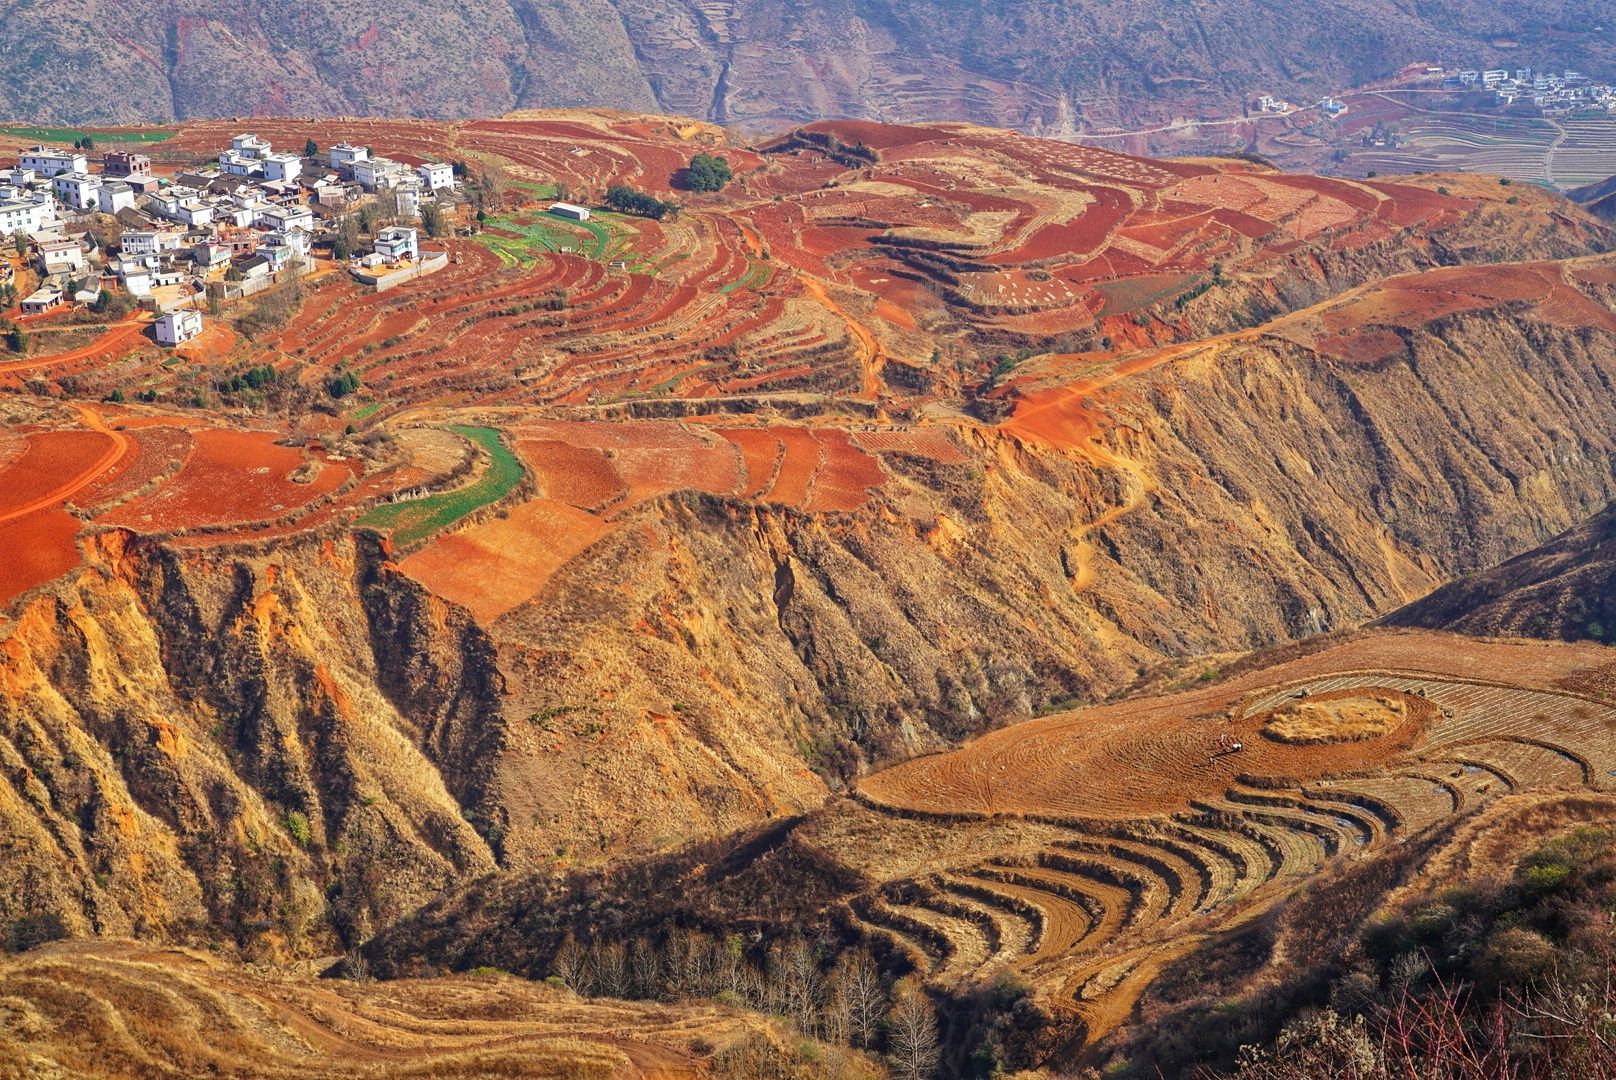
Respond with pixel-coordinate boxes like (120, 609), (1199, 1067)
(5, 111), (1616, 1077)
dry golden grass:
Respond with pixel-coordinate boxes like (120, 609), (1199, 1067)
(1262, 693), (1407, 745)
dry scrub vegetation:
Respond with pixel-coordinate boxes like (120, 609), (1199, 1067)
(1261, 692), (1408, 745)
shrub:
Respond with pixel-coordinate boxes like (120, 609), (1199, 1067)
(327, 370), (361, 398)
(284, 811), (312, 846)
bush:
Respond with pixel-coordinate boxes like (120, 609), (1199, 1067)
(284, 811), (312, 846)
(327, 370), (361, 398)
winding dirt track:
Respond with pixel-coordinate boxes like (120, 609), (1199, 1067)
(0, 404), (129, 526)
(0, 318), (147, 374)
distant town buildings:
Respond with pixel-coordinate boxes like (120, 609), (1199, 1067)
(1442, 62), (1612, 116)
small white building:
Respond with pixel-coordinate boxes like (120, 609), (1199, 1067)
(51, 172), (101, 211)
(219, 150), (266, 178)
(549, 201), (591, 221)
(374, 225), (418, 262)
(395, 186), (421, 219)
(193, 241), (231, 269)
(353, 156), (407, 191)
(121, 229), (184, 257)
(418, 162), (455, 191)
(231, 134), (271, 159)
(155, 308), (203, 346)
(37, 239), (84, 275)
(20, 286), (64, 315)
(263, 152), (302, 183)
(121, 266), (154, 296)
(0, 192), (56, 235)
(259, 244), (294, 272)
(258, 204), (314, 233)
(329, 143), (370, 170)
(19, 145), (87, 178)
(268, 226), (313, 258)
(97, 181), (136, 216)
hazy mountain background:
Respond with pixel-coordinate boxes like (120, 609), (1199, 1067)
(3, 0), (1612, 131)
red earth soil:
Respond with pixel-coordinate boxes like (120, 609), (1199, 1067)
(397, 498), (611, 623)
(0, 509), (83, 607)
(103, 430), (354, 532)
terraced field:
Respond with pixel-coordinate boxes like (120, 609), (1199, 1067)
(840, 630), (1616, 1042)
(0, 940), (794, 1080)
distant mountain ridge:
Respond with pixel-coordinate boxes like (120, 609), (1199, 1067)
(2, 0), (1611, 131)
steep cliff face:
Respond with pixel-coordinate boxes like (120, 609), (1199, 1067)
(0, 532), (498, 956)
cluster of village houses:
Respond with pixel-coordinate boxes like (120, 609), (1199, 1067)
(1449, 66), (1615, 115)
(1251, 64), (1615, 122)
(2, 134), (458, 344)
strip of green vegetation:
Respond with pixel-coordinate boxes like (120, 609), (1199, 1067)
(358, 426), (525, 546)
(348, 401), (383, 422)
(2, 125), (174, 144)
(720, 259), (774, 294)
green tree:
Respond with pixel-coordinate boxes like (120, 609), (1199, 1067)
(685, 152), (733, 192)
(6, 323), (29, 355)
(420, 201), (446, 238)
(80, 135), (94, 151)
(304, 138), (319, 158)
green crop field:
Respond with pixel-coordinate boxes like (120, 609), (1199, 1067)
(2, 125), (174, 144)
(474, 209), (643, 268)
(358, 426), (525, 546)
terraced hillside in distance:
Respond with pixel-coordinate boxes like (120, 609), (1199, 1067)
(8, 109), (1616, 1078)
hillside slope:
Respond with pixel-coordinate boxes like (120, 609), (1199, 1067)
(0, 1), (1609, 130)
(1383, 498), (1616, 642)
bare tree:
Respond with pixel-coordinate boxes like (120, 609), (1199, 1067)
(629, 936), (663, 999)
(591, 940), (630, 998)
(887, 979), (941, 1080)
(553, 934), (590, 992)
(839, 947), (887, 1049)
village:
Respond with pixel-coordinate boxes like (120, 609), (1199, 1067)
(1447, 64), (1616, 115)
(0, 132), (461, 346)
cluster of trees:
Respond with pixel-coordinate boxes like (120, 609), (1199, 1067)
(551, 931), (940, 1079)
(605, 183), (678, 220)
(4, 321), (28, 355)
(70, 135), (94, 150)
(216, 363), (278, 395)
(684, 152), (734, 192)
